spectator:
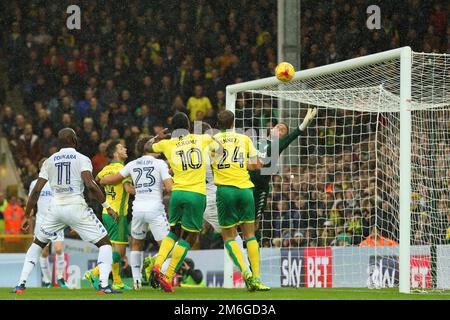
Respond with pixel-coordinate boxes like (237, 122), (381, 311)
(187, 85), (212, 122)
(40, 127), (58, 157)
(91, 142), (108, 177)
(17, 123), (41, 164)
(3, 195), (25, 242)
(359, 226), (398, 247)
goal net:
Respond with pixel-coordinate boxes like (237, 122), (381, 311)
(226, 47), (450, 293)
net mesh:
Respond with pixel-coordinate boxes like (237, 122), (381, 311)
(233, 51), (450, 291)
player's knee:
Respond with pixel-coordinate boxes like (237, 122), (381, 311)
(95, 236), (112, 248)
(34, 238), (49, 249)
(131, 238), (144, 251)
(170, 225), (181, 239)
(181, 231), (199, 246)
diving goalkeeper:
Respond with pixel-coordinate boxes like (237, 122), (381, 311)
(250, 108), (317, 223)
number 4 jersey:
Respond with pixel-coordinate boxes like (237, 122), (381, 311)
(39, 147), (93, 206)
(96, 162), (131, 216)
(119, 155), (172, 212)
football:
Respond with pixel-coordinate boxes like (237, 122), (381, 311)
(275, 62), (295, 82)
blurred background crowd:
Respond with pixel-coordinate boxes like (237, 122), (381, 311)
(0, 0), (449, 250)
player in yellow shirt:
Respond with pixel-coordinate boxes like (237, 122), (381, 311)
(148, 112), (218, 292)
(85, 140), (134, 290)
(212, 110), (270, 291)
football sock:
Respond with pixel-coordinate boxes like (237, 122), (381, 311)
(165, 240), (190, 283)
(112, 251), (122, 284)
(55, 253), (65, 280)
(154, 232), (177, 269)
(19, 243), (42, 285)
(130, 251), (143, 282)
(245, 237), (260, 278)
(225, 239), (248, 274)
(39, 256), (51, 283)
(235, 234), (250, 268)
(161, 257), (171, 274)
(97, 245), (112, 288)
(91, 266), (100, 277)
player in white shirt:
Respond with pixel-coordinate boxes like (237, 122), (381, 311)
(99, 135), (173, 290)
(29, 157), (67, 288)
(12, 128), (121, 294)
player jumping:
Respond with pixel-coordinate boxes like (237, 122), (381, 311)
(211, 110), (270, 291)
(98, 135), (173, 290)
(85, 140), (134, 291)
(12, 128), (121, 294)
(148, 112), (218, 292)
(29, 157), (67, 289)
(250, 108), (317, 225)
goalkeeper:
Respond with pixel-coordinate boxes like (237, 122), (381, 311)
(250, 108), (317, 224)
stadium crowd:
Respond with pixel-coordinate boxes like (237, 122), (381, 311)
(0, 0), (449, 249)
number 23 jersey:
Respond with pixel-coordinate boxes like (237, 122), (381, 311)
(152, 134), (217, 195)
(119, 155), (171, 212)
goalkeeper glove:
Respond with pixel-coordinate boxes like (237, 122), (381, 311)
(299, 108), (317, 131)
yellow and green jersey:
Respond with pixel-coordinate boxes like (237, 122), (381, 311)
(212, 131), (258, 189)
(96, 162), (131, 216)
(152, 134), (217, 195)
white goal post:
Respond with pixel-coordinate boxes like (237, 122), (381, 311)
(224, 46), (450, 293)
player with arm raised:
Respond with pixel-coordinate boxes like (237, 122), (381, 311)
(98, 135), (173, 290)
(250, 108), (317, 224)
(29, 157), (67, 289)
(85, 140), (134, 291)
(212, 110), (269, 291)
(12, 128), (121, 295)
(148, 112), (218, 293)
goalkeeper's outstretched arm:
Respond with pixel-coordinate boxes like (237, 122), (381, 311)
(278, 108), (317, 153)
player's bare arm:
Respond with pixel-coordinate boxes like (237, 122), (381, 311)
(123, 182), (136, 195)
(22, 177), (47, 232)
(163, 178), (173, 193)
(81, 171), (119, 222)
(99, 172), (125, 186)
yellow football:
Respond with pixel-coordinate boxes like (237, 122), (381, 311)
(275, 62), (295, 82)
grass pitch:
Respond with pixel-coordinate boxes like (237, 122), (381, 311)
(1, 287), (449, 300)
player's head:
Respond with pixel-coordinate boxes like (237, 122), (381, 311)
(106, 140), (128, 162)
(217, 110), (234, 130)
(38, 157), (47, 170)
(172, 112), (190, 131)
(271, 122), (289, 138)
(201, 122), (212, 134)
(135, 134), (153, 157)
(58, 128), (78, 149)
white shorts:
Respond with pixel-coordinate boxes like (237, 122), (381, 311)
(131, 209), (169, 242)
(35, 216), (64, 242)
(36, 204), (108, 244)
(204, 184), (220, 232)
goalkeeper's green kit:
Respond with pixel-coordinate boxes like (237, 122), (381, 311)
(250, 127), (304, 218)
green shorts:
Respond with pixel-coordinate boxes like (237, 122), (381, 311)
(169, 190), (206, 232)
(102, 214), (129, 244)
(216, 185), (255, 228)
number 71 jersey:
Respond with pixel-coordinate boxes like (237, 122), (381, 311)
(152, 134), (217, 195)
(39, 147), (93, 206)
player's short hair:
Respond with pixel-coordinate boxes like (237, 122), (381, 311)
(201, 122), (212, 134)
(172, 112), (190, 131)
(135, 135), (153, 157)
(217, 110), (234, 130)
(106, 140), (121, 159)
